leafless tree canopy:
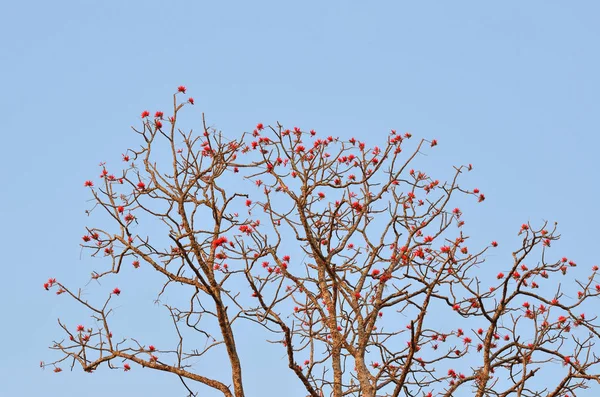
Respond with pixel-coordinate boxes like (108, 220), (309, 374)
(43, 89), (600, 397)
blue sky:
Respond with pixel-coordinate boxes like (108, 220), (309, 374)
(2, 1), (599, 396)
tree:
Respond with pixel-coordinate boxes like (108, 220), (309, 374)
(43, 86), (600, 397)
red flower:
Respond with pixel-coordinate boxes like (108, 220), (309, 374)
(82, 235), (91, 242)
(371, 269), (380, 276)
(137, 181), (146, 191)
(148, 345), (156, 352)
(239, 225), (254, 234)
(132, 260), (140, 268)
(123, 364), (131, 371)
(245, 199), (252, 207)
(77, 325), (85, 332)
(430, 139), (438, 147)
(256, 123), (264, 130)
(177, 85), (186, 93)
(351, 201), (363, 212)
(212, 236), (228, 249)
(497, 272), (504, 279)
(141, 110), (150, 118)
(491, 241), (498, 247)
(117, 206), (124, 214)
(318, 192), (325, 199)
(155, 120), (163, 129)
(84, 180), (94, 187)
(112, 287), (121, 295)
(53, 367), (62, 373)
(154, 111), (163, 119)
(188, 97), (194, 105)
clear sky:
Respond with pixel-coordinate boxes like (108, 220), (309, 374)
(2, 1), (599, 396)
